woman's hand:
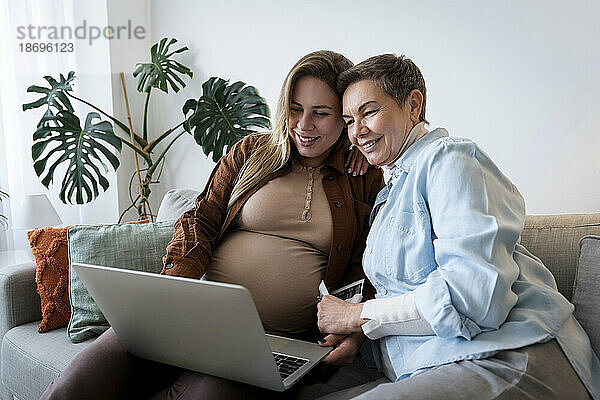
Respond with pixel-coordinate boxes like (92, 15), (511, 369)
(345, 145), (373, 176)
(317, 295), (366, 335)
(318, 332), (365, 365)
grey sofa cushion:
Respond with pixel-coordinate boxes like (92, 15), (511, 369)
(572, 235), (600, 357)
(67, 221), (175, 343)
(1, 322), (92, 400)
(156, 189), (200, 222)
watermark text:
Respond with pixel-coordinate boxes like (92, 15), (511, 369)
(16, 20), (146, 46)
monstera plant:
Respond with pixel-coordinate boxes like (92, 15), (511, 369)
(23, 38), (270, 221)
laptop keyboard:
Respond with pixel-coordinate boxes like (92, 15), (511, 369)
(273, 352), (309, 379)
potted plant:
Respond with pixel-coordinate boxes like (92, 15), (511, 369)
(22, 38), (270, 221)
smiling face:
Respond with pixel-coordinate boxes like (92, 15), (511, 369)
(288, 76), (345, 166)
(342, 79), (422, 167)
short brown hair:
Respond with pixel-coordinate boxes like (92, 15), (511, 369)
(337, 54), (428, 123)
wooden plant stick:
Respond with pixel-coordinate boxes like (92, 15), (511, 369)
(119, 72), (146, 218)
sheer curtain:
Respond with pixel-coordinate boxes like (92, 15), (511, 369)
(0, 0), (119, 250)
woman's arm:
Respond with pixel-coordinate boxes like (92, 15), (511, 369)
(316, 166), (384, 364)
(340, 167), (385, 300)
(160, 137), (253, 279)
(317, 292), (434, 338)
(319, 139), (525, 341)
(412, 139), (525, 339)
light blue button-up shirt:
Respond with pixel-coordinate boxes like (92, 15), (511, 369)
(363, 128), (600, 398)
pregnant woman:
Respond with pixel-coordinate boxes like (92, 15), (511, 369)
(41, 50), (385, 399)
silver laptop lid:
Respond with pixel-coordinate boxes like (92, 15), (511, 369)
(72, 263), (285, 391)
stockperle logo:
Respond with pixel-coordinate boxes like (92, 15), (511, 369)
(16, 19), (146, 46)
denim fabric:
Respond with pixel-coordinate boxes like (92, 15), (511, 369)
(363, 129), (600, 398)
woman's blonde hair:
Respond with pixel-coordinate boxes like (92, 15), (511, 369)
(227, 50), (353, 210)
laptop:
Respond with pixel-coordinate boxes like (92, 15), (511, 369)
(72, 263), (332, 392)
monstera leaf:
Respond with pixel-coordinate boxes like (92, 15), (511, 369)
(22, 72), (75, 119)
(182, 77), (271, 161)
(133, 38), (193, 93)
(0, 190), (8, 230)
(32, 111), (122, 204)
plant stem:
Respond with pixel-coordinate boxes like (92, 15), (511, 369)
(66, 91), (148, 148)
(143, 91), (151, 142)
(147, 130), (185, 176)
(65, 90), (151, 163)
(119, 137), (151, 163)
(145, 121), (185, 153)
(118, 194), (140, 223)
(120, 72), (146, 219)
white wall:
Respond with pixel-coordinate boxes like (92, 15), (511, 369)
(69, 0), (119, 225)
(0, 0), (120, 249)
(141, 0), (600, 215)
(106, 0), (153, 223)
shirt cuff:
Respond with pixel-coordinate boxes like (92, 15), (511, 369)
(413, 270), (481, 339)
(161, 254), (202, 278)
(360, 291), (434, 339)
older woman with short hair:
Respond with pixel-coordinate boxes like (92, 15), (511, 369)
(317, 54), (599, 399)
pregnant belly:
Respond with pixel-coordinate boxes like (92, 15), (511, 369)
(203, 229), (328, 336)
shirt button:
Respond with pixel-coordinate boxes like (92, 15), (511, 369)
(335, 202), (343, 208)
(367, 247), (372, 254)
(164, 263), (174, 270)
(336, 244), (343, 251)
(327, 176), (335, 181)
(380, 287), (387, 295)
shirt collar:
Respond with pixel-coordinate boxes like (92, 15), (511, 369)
(289, 140), (347, 174)
(384, 122), (430, 183)
(392, 127), (449, 174)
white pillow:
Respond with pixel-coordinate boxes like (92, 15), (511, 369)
(156, 189), (201, 222)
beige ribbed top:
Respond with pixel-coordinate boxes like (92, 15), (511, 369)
(204, 161), (332, 336)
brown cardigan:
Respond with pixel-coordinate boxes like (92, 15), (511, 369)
(161, 134), (384, 297)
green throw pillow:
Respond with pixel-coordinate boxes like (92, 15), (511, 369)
(67, 221), (175, 343)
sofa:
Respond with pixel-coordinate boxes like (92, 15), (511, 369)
(0, 188), (599, 400)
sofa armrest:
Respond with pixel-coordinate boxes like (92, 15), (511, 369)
(0, 262), (41, 338)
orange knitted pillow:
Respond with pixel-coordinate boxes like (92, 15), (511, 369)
(28, 219), (150, 333)
(28, 227), (70, 333)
